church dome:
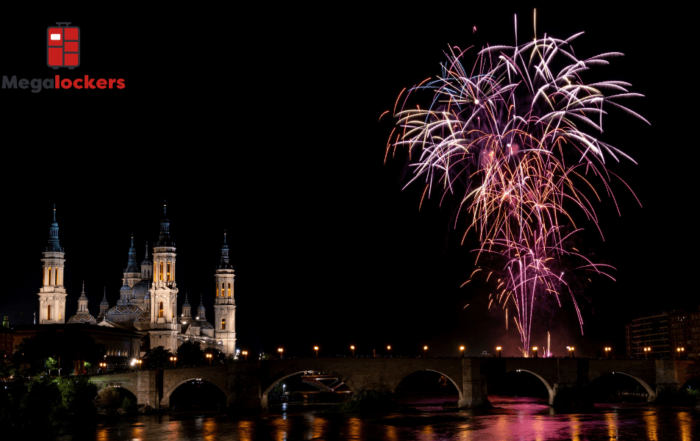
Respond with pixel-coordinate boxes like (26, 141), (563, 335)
(135, 310), (150, 322)
(67, 313), (97, 324)
(107, 304), (142, 315)
(132, 280), (149, 298)
(197, 320), (213, 330)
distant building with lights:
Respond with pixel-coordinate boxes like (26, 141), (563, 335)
(25, 204), (237, 357)
(625, 312), (671, 358)
(669, 308), (700, 360)
(626, 307), (700, 359)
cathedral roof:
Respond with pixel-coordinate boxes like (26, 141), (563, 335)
(197, 320), (214, 330)
(106, 304), (142, 315)
(67, 313), (97, 324)
(135, 310), (150, 322)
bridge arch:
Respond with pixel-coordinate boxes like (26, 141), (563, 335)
(261, 368), (350, 410)
(609, 372), (656, 402)
(161, 377), (228, 408)
(392, 369), (464, 406)
(497, 369), (555, 405)
(95, 384), (138, 409)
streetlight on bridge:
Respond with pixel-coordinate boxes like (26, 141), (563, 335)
(314, 346), (319, 357)
(206, 353), (213, 365)
(278, 348), (284, 360)
(459, 346), (465, 358)
(169, 356), (177, 367)
(242, 350), (248, 361)
(604, 347), (611, 359)
(677, 347), (685, 359)
(532, 347), (538, 358)
(423, 346), (428, 357)
(643, 347), (651, 359)
(387, 345), (391, 356)
(567, 346), (575, 358)
(99, 361), (107, 373)
(496, 346), (502, 358)
(350, 345), (355, 357)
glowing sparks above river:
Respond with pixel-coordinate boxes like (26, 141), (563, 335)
(385, 13), (648, 356)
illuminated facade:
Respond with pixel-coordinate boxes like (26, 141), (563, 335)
(37, 204), (238, 357)
(37, 206), (67, 324)
(214, 231), (237, 355)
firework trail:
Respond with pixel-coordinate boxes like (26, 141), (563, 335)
(386, 13), (647, 356)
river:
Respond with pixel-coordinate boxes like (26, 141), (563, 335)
(59, 396), (699, 440)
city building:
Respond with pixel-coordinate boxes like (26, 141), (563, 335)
(15, 204), (237, 359)
(625, 312), (671, 358)
(670, 307), (700, 360)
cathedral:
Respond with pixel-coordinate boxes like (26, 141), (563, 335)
(37, 204), (237, 356)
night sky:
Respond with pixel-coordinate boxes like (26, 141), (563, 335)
(1, 5), (695, 358)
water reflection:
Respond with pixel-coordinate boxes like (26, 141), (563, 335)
(59, 397), (700, 441)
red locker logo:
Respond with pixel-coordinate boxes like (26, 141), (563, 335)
(47, 22), (80, 69)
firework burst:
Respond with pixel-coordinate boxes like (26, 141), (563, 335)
(386, 14), (647, 355)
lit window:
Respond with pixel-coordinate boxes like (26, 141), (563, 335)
(159, 302), (164, 318)
(215, 282), (218, 297)
(167, 262), (171, 281)
(221, 318), (226, 330)
(228, 282), (231, 297)
(47, 305), (52, 320)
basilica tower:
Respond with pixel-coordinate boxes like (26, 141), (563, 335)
(148, 203), (179, 352)
(38, 206), (67, 324)
(214, 230), (236, 356)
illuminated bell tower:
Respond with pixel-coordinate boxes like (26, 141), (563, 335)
(38, 205), (67, 324)
(214, 230), (236, 356)
(148, 203), (179, 352)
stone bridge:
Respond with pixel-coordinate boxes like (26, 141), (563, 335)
(87, 358), (700, 410)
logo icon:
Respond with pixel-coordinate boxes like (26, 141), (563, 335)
(47, 22), (80, 69)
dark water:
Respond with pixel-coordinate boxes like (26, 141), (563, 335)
(60, 396), (699, 440)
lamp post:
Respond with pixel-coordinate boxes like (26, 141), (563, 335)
(533, 347), (538, 358)
(314, 346), (319, 357)
(350, 345), (355, 357)
(423, 346), (428, 358)
(643, 347), (650, 359)
(387, 345), (391, 357)
(459, 346), (465, 358)
(567, 346), (575, 358)
(169, 356), (177, 368)
(206, 353), (213, 365)
(136, 359), (142, 370)
(242, 350), (248, 361)
(278, 348), (284, 360)
(496, 346), (502, 358)
(99, 361), (107, 373)
(604, 347), (611, 359)
(677, 347), (685, 360)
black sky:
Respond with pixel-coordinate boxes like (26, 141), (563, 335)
(0, 4), (695, 358)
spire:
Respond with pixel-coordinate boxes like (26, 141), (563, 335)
(157, 200), (173, 246)
(100, 287), (109, 306)
(79, 281), (88, 301)
(219, 229), (232, 269)
(197, 294), (206, 319)
(47, 204), (62, 252)
(141, 241), (152, 265)
(182, 291), (191, 317)
(125, 234), (140, 273)
(77, 281), (89, 313)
